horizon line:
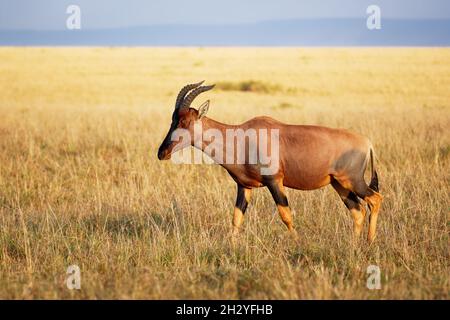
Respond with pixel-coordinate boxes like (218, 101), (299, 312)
(2, 17), (450, 32)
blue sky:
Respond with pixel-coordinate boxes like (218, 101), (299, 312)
(1, 0), (450, 30)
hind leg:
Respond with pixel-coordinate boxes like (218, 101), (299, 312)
(331, 179), (366, 238)
(364, 190), (383, 243)
(345, 179), (383, 243)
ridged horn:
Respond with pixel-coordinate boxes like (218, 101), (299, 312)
(174, 81), (204, 110)
(180, 84), (215, 110)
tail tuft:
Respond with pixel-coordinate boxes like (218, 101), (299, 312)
(369, 169), (379, 192)
(368, 148), (379, 192)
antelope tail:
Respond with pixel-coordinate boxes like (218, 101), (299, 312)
(369, 148), (379, 192)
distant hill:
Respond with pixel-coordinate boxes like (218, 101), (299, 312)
(1, 18), (449, 46)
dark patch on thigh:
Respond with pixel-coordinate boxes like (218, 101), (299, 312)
(333, 149), (367, 173)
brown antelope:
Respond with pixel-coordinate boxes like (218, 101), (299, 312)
(158, 81), (383, 243)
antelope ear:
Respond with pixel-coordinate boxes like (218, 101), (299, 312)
(198, 100), (210, 119)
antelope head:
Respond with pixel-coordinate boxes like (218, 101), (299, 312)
(157, 81), (215, 160)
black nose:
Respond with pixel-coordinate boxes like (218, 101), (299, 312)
(157, 149), (164, 160)
(157, 147), (167, 160)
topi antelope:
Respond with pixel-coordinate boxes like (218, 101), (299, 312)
(158, 81), (383, 243)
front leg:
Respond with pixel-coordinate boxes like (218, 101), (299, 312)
(266, 179), (297, 237)
(232, 184), (252, 235)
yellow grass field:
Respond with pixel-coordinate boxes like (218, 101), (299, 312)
(0, 47), (449, 299)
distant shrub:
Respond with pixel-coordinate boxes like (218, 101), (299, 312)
(273, 102), (303, 110)
(439, 145), (450, 159)
(277, 102), (294, 109)
(216, 80), (282, 93)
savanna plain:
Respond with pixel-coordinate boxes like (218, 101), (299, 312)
(0, 47), (448, 299)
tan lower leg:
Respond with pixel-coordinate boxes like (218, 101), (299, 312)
(232, 207), (244, 235)
(277, 205), (295, 232)
(367, 213), (379, 243)
(365, 192), (383, 242)
(350, 206), (366, 237)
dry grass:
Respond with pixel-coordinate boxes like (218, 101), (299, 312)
(0, 47), (449, 299)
